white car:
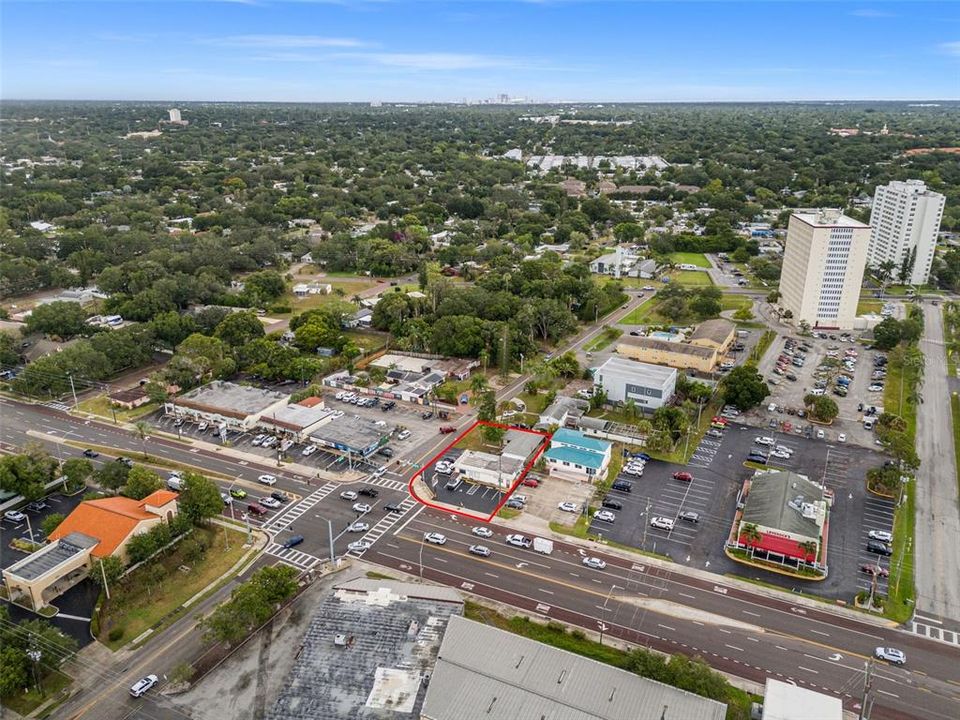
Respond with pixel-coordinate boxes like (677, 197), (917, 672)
(352, 503), (372, 513)
(771, 450), (791, 459)
(251, 434), (266, 446)
(332, 410), (344, 419)
(260, 497), (282, 509)
(472, 526), (494, 538)
(816, 428), (825, 439)
(469, 544), (491, 557)
(874, 647), (906, 665)
(129, 674), (159, 698)
(335, 391), (345, 400)
(423, 532), (447, 545)
(650, 516), (675, 531)
(811, 388), (825, 396)
(257, 474), (277, 486)
(837, 434), (847, 443)
(623, 466), (643, 476)
(302, 445), (318, 456)
(868, 384), (884, 392)
(558, 501), (579, 513)
(197, 421), (209, 431)
(348, 521), (369, 533)
(775, 445), (793, 455)
(340, 490), (358, 501)
(512, 494), (527, 505)
(755, 436), (775, 446)
(593, 510), (616, 523)
(435, 462), (454, 475)
(348, 540), (371, 552)
(396, 430), (411, 440)
(869, 530), (893, 542)
(279, 439), (294, 452)
(220, 492), (233, 505)
(582, 556), (607, 570)
(4, 510), (26, 523)
(767, 403), (777, 412)
(261, 436), (277, 448)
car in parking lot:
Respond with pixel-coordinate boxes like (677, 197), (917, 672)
(472, 526), (493, 538)
(505, 498), (525, 509)
(860, 564), (889, 577)
(755, 436), (775, 446)
(358, 487), (379, 498)
(352, 503), (372, 513)
(601, 498), (622, 510)
(197, 421), (208, 432)
(301, 445), (318, 456)
(252, 434), (266, 446)
(505, 534), (532, 548)
(650, 516), (675, 531)
(129, 674), (159, 698)
(868, 384), (884, 392)
(593, 509), (616, 523)
(348, 522), (369, 533)
(260, 497), (282, 509)
(348, 540), (371, 552)
(444, 476), (462, 491)
(867, 540), (892, 556)
(837, 434), (847, 443)
(26, 500), (49, 513)
(558, 501), (579, 513)
(340, 490), (358, 501)
(611, 480), (632, 492)
(868, 530), (893, 542)
(4, 510), (26, 523)
(423, 532), (447, 545)
(874, 647), (906, 665)
(678, 511), (700, 523)
(521, 477), (539, 488)
(707, 429), (724, 438)
(582, 556), (607, 570)
(672, 471), (693, 482)
(257, 474), (277, 486)
(435, 461), (454, 475)
(396, 429), (411, 440)
(246, 502), (268, 516)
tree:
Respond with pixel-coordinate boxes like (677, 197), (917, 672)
(766, 290), (781, 304)
(40, 513), (65, 537)
(0, 644), (29, 697)
(214, 311), (265, 347)
(872, 318), (902, 350)
(166, 333), (236, 387)
(133, 421), (151, 458)
(341, 342), (362, 374)
(549, 351), (580, 379)
(652, 405), (689, 442)
(0, 331), (20, 367)
(804, 395), (839, 423)
(94, 461), (129, 492)
(25, 301), (89, 339)
(740, 523), (762, 548)
(123, 466), (162, 500)
(60, 457), (93, 491)
(90, 555), (125, 590)
(470, 373), (489, 395)
(721, 366), (769, 411)
(689, 293), (721, 319)
(178, 472), (223, 525)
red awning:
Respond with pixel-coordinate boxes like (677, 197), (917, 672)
(741, 532), (815, 562)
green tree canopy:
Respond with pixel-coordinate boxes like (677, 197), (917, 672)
(721, 366), (769, 411)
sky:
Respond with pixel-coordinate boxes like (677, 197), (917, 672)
(2, 1), (959, 102)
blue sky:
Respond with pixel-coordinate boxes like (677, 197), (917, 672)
(3, 1), (958, 102)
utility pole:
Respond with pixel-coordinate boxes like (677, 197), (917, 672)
(859, 659), (875, 720)
(641, 497), (652, 549)
(99, 557), (111, 600)
(67, 373), (79, 409)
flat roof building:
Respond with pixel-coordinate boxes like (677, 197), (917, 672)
(867, 180), (945, 286)
(617, 335), (717, 372)
(165, 381), (290, 431)
(453, 450), (525, 490)
(307, 414), (392, 457)
(257, 399), (334, 441)
(594, 356), (677, 409)
(758, 679), (842, 720)
(777, 209), (870, 330)
(421, 615), (727, 720)
(544, 428), (612, 484)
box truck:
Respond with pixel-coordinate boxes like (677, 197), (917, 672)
(532, 537), (554, 555)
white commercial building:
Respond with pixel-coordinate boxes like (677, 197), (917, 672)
(168, 108), (181, 123)
(867, 180), (945, 286)
(777, 209), (870, 330)
(593, 356), (677, 409)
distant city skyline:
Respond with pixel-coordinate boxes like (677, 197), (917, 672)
(2, 1), (959, 102)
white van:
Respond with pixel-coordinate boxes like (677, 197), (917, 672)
(863, 417), (875, 430)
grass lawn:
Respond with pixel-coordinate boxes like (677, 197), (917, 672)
(463, 602), (755, 720)
(719, 295), (753, 312)
(584, 327), (622, 353)
(885, 480), (915, 623)
(620, 302), (669, 326)
(549, 514), (591, 539)
(516, 391), (552, 416)
(669, 252), (711, 268)
(97, 525), (247, 650)
(344, 330), (386, 353)
(76, 395), (160, 423)
(857, 299), (884, 315)
(497, 507), (521, 520)
(671, 270), (714, 287)
(1, 669), (72, 716)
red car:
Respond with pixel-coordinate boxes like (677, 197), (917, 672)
(711, 417), (728, 425)
(439, 426), (457, 434)
(672, 471), (693, 482)
(860, 564), (889, 577)
(522, 477), (539, 488)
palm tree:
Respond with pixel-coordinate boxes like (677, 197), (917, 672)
(133, 421), (150, 459)
(470, 373), (489, 396)
(623, 399), (638, 420)
(740, 523), (762, 553)
(797, 540), (818, 564)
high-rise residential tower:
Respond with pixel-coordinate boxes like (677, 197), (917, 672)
(867, 179), (945, 286)
(778, 209), (871, 330)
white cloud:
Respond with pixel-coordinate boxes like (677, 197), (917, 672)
(203, 34), (371, 48)
(849, 9), (896, 18)
(939, 41), (960, 56)
(341, 52), (524, 70)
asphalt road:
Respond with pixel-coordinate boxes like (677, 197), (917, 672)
(914, 304), (960, 623)
(368, 509), (960, 720)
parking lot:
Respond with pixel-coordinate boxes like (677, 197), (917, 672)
(751, 331), (888, 448)
(584, 420), (895, 603)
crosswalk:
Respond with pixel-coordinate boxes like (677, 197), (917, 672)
(688, 436), (722, 469)
(263, 482), (338, 533)
(907, 619), (960, 647)
(43, 401), (72, 412)
(347, 497), (419, 557)
(263, 542), (322, 571)
(363, 475), (408, 492)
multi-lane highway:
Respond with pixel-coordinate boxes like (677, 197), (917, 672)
(363, 508), (960, 720)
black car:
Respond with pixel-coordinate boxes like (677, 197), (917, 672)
(611, 480), (633, 492)
(747, 453), (768, 465)
(601, 498), (623, 510)
(83, 448), (99, 458)
(422, 411), (433, 420)
(358, 487), (380, 498)
(384, 503), (403, 512)
(377, 447), (394, 457)
(271, 491), (288, 503)
(867, 540), (892, 556)
(116, 456), (134, 468)
(382, 401), (396, 411)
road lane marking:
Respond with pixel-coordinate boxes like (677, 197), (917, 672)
(718, 628), (731, 634)
(725, 645), (744, 652)
(658, 624), (676, 632)
(798, 666), (819, 675)
(747, 637), (759, 642)
(876, 689), (899, 698)
(742, 610), (760, 617)
(809, 629), (830, 637)
(678, 592), (695, 599)
(484, 572), (498, 579)
(539, 588), (554, 595)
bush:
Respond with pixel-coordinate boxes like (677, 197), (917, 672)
(268, 303), (291, 314)
(108, 627), (124, 642)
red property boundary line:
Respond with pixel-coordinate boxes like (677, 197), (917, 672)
(407, 420), (551, 523)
